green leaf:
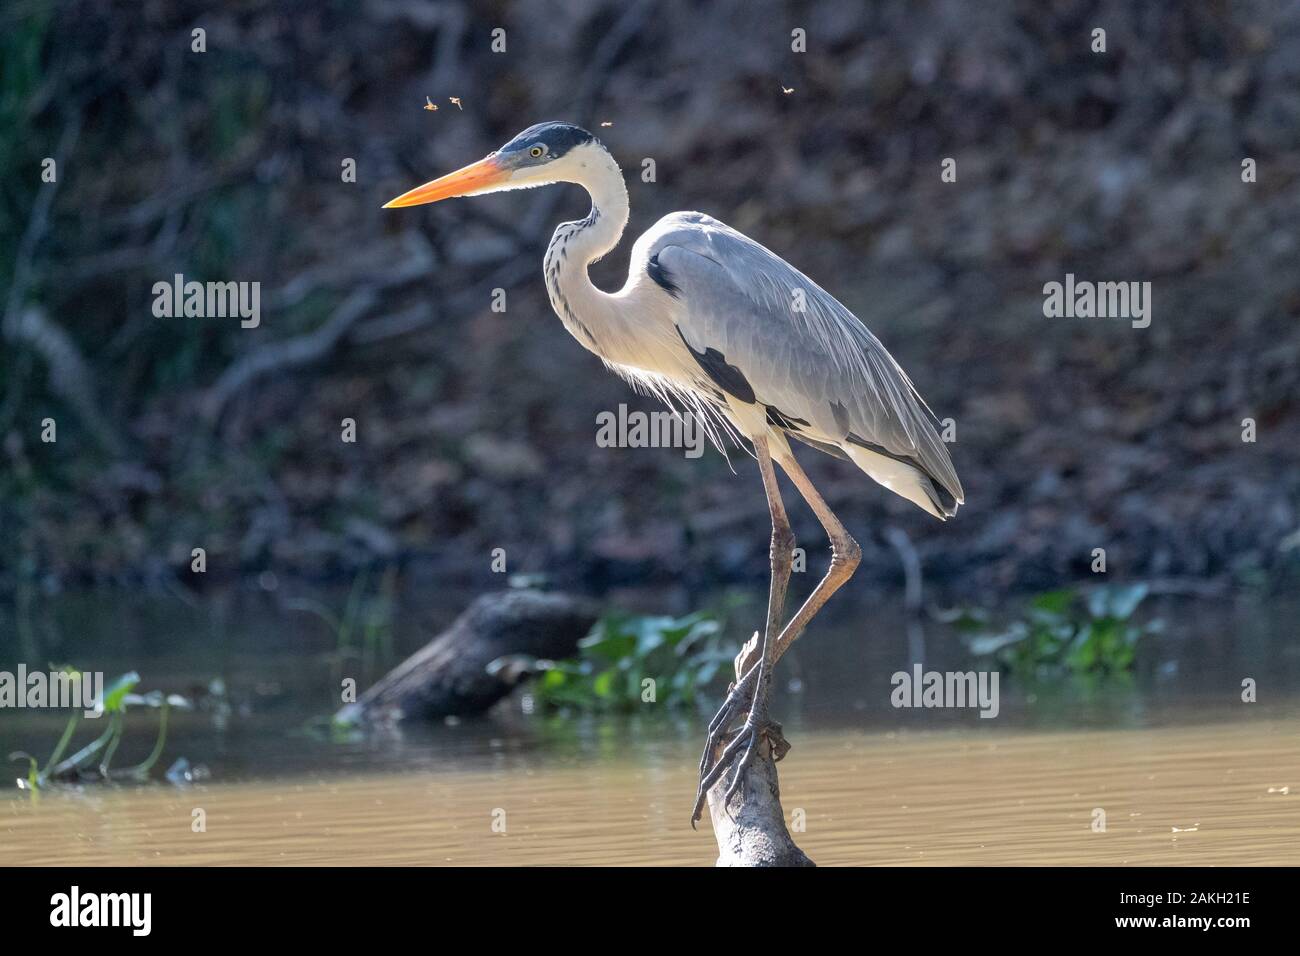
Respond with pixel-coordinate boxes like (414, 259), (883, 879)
(539, 669), (568, 690)
(633, 620), (668, 656)
(964, 584), (1153, 680)
(1030, 589), (1075, 615)
(530, 610), (735, 712)
(101, 672), (141, 713)
(578, 619), (637, 662)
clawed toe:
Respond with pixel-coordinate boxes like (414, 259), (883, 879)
(690, 714), (789, 828)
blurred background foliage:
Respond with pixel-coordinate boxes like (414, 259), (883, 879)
(1, 0), (1298, 602)
(958, 582), (1160, 679)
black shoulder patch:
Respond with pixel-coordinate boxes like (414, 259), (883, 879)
(676, 327), (755, 404)
(646, 254), (680, 298)
(765, 406), (809, 431)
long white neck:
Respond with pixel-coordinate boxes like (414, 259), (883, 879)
(543, 145), (632, 359)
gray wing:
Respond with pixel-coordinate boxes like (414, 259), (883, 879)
(652, 212), (963, 506)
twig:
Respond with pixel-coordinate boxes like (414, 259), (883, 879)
(573, 0), (659, 123)
(883, 526), (923, 613)
(351, 253), (536, 351)
(4, 306), (125, 454)
(202, 288), (379, 421)
(1, 111), (124, 452)
(264, 231), (435, 312)
(4, 115), (79, 323)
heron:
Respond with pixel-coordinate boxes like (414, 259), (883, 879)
(384, 122), (963, 827)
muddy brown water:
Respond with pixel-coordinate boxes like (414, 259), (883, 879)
(3, 719), (1298, 865)
(1, 589), (1298, 865)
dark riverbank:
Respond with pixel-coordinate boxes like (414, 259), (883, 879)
(2, 1), (1298, 599)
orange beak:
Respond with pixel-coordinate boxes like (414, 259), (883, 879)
(382, 155), (509, 208)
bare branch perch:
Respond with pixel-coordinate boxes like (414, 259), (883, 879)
(705, 629), (814, 867)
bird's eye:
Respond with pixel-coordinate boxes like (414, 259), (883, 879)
(529, 145), (546, 158)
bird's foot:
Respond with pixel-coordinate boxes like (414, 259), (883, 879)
(690, 665), (789, 829)
(690, 713), (789, 828)
(695, 663), (760, 777)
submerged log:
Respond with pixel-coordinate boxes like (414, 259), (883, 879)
(705, 632), (814, 867)
(336, 589), (600, 723)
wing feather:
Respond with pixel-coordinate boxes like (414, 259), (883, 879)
(652, 212), (963, 506)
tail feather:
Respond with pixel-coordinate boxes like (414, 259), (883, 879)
(843, 444), (961, 520)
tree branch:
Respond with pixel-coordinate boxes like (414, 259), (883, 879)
(704, 630), (814, 867)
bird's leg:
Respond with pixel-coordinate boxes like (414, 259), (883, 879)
(740, 442), (797, 676)
(692, 436), (794, 827)
(694, 467), (793, 783)
(769, 450), (861, 667)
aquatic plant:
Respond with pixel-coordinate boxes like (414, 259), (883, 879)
(955, 584), (1160, 679)
(516, 611), (738, 713)
(8, 670), (191, 792)
(284, 567), (397, 684)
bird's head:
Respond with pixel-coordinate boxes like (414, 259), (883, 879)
(383, 121), (603, 208)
